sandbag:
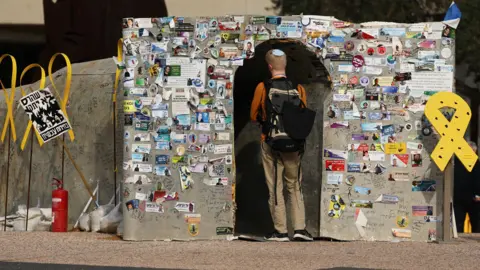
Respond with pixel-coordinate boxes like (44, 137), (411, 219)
(90, 204), (115, 232)
(13, 216), (41, 231)
(16, 205), (42, 219)
(117, 220), (124, 237)
(100, 204), (122, 233)
(40, 208), (52, 221)
(35, 220), (52, 231)
(79, 213), (91, 232)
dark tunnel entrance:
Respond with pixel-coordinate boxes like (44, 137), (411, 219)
(233, 39), (331, 237)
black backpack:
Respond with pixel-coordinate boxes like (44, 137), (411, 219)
(263, 77), (316, 153)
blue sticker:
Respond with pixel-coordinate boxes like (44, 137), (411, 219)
(155, 155), (170, 165)
(208, 80), (216, 89)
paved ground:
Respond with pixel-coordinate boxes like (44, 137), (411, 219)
(0, 232), (479, 270)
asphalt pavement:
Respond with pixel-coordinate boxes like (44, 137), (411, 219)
(0, 232), (479, 270)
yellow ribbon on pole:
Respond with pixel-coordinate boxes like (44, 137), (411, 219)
(18, 64), (46, 150)
(113, 38), (124, 104)
(424, 92), (479, 172)
(48, 53), (75, 142)
(0, 54), (17, 143)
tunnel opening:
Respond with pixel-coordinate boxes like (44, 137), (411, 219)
(233, 39), (331, 236)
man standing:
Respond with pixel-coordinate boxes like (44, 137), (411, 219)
(250, 49), (314, 242)
(454, 141), (480, 232)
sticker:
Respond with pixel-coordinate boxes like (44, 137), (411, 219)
(354, 186), (371, 195)
(375, 194), (399, 204)
(214, 144), (233, 154)
(392, 228), (412, 238)
(361, 123), (382, 132)
(179, 166), (194, 190)
(323, 149), (348, 160)
(424, 216), (441, 222)
(357, 42), (368, 54)
(188, 222), (200, 236)
(328, 195), (346, 218)
(387, 171), (409, 181)
(396, 216), (409, 228)
(359, 76), (370, 86)
(350, 200), (373, 208)
(345, 175), (355, 186)
(391, 154), (408, 167)
(412, 180), (436, 192)
(412, 206), (433, 216)
(325, 160), (345, 171)
(327, 173), (343, 185)
(176, 145), (186, 156)
(147, 201), (164, 213)
(411, 151), (423, 167)
(384, 143), (407, 154)
(204, 177), (228, 186)
(428, 229), (437, 241)
(359, 101), (369, 109)
(347, 163), (361, 173)
(216, 227), (233, 235)
(132, 144), (151, 154)
(407, 142), (423, 151)
(377, 45), (386, 55)
(125, 200), (140, 211)
(344, 41), (354, 51)
(154, 166), (171, 176)
(175, 202), (195, 213)
(155, 155), (170, 165)
(188, 133), (197, 144)
(132, 164), (152, 173)
(352, 55), (365, 68)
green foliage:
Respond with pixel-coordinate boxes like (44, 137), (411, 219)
(269, 0), (480, 81)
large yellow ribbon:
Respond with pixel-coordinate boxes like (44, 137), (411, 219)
(0, 54), (17, 143)
(425, 92), (478, 172)
(19, 64), (46, 150)
(48, 53), (75, 141)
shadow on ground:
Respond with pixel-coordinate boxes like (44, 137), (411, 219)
(0, 262), (188, 270)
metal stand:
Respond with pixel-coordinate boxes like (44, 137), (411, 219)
(25, 131), (34, 231)
(3, 131), (11, 232)
(443, 160), (453, 241)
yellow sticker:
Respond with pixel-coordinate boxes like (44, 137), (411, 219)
(425, 92), (478, 172)
(188, 222), (200, 237)
(384, 142), (407, 154)
(123, 100), (136, 113)
(221, 32), (230, 41)
(396, 216), (409, 228)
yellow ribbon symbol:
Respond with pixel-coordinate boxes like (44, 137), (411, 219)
(19, 64), (46, 150)
(48, 53), (75, 141)
(0, 54), (18, 143)
(425, 92), (478, 172)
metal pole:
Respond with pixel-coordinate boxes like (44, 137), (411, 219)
(61, 133), (65, 180)
(113, 99), (117, 205)
(25, 131), (34, 231)
(443, 159), (453, 241)
(3, 131), (11, 232)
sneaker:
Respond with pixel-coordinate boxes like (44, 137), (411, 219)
(264, 231), (289, 242)
(293, 230), (313, 241)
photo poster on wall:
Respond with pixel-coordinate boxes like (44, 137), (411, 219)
(321, 18), (456, 242)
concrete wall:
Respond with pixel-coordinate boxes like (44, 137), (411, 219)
(0, 58), (119, 224)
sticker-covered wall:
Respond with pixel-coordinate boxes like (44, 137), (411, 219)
(119, 14), (456, 241)
(321, 20), (456, 241)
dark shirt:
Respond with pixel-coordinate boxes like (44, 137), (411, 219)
(39, 0), (168, 76)
(454, 157), (480, 204)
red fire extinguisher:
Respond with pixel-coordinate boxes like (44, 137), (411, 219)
(52, 178), (68, 232)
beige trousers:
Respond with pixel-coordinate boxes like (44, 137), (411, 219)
(261, 142), (306, 233)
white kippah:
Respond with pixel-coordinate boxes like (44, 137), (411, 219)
(272, 49), (285, 56)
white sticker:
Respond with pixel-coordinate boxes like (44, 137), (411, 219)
(175, 202), (194, 213)
(327, 173), (343, 185)
(214, 144), (233, 154)
(132, 163), (153, 173)
(145, 202), (163, 213)
(135, 192), (147, 200)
